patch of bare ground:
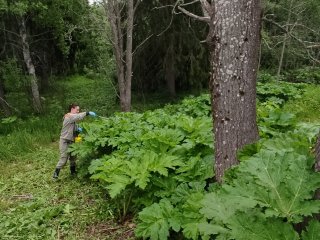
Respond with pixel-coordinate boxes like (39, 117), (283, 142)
(86, 220), (136, 240)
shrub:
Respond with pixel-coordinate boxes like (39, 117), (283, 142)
(286, 67), (320, 83)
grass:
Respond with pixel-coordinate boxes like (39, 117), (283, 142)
(0, 115), (60, 162)
(55, 75), (119, 116)
(0, 143), (135, 240)
(283, 84), (320, 122)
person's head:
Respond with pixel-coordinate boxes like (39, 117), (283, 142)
(68, 103), (80, 114)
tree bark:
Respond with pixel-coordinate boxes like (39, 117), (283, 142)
(18, 17), (42, 113)
(207, 0), (261, 182)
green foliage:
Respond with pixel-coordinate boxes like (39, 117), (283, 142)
(90, 150), (183, 198)
(286, 67), (320, 84)
(136, 126), (320, 240)
(125, 92), (320, 240)
(70, 95), (213, 221)
(56, 75), (118, 116)
(0, 115), (59, 161)
(135, 199), (182, 240)
(83, 111), (213, 189)
(283, 84), (320, 122)
(136, 182), (208, 240)
(74, 5), (114, 75)
(257, 71), (278, 83)
(163, 94), (211, 118)
(204, 123), (320, 239)
(1, 81), (320, 239)
(257, 86), (301, 138)
(0, 58), (32, 115)
(0, 201), (64, 239)
(301, 220), (320, 240)
(0, 146), (115, 239)
(257, 81), (306, 102)
(1, 116), (17, 124)
(258, 109), (297, 137)
(0, 58), (26, 91)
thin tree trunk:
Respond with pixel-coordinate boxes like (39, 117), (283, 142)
(18, 17), (42, 113)
(124, 0), (134, 112)
(208, 0), (261, 182)
(164, 34), (176, 97)
(277, 0), (294, 78)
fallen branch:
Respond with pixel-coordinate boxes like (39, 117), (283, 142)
(11, 194), (33, 200)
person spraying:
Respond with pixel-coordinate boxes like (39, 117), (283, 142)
(52, 103), (96, 179)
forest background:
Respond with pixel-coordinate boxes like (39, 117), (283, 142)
(0, 0), (320, 239)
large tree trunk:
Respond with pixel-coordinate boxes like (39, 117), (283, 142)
(18, 17), (42, 113)
(208, 0), (262, 182)
(104, 0), (134, 112)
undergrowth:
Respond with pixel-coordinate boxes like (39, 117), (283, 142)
(1, 80), (320, 239)
(0, 145), (133, 239)
(70, 81), (320, 240)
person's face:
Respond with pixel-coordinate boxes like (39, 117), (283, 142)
(71, 106), (80, 114)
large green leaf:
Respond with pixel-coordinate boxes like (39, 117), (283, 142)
(200, 138), (320, 239)
(200, 191), (258, 223)
(135, 199), (181, 240)
(238, 150), (320, 221)
(90, 150), (184, 198)
(228, 212), (299, 240)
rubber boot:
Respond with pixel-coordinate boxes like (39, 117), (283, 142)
(70, 166), (76, 176)
(53, 168), (60, 179)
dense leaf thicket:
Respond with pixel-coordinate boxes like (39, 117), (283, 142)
(72, 82), (320, 239)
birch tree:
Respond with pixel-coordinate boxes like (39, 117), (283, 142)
(1, 1), (43, 113)
(18, 16), (42, 113)
(178, 0), (262, 182)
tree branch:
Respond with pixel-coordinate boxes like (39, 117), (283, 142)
(0, 97), (19, 113)
(306, 44), (320, 49)
(133, 34), (154, 55)
(156, 0), (181, 37)
(263, 17), (320, 52)
(177, 6), (210, 23)
(133, 0), (140, 14)
(199, 0), (212, 18)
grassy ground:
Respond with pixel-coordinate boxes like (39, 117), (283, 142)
(0, 143), (135, 240)
(283, 84), (320, 122)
